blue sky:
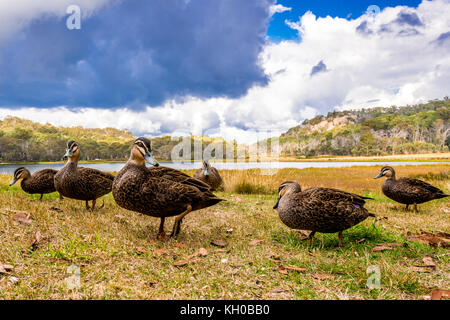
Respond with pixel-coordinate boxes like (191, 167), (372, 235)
(268, 0), (422, 41)
(0, 0), (448, 142)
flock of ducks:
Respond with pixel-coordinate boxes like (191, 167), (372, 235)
(8, 138), (449, 246)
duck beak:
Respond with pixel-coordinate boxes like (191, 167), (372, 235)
(204, 168), (210, 177)
(273, 197), (280, 209)
(63, 149), (73, 159)
(145, 152), (159, 167)
(9, 177), (19, 186)
(374, 172), (384, 179)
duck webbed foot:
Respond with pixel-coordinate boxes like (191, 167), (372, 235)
(170, 205), (192, 238)
(156, 217), (168, 241)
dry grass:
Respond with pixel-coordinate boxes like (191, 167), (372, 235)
(0, 165), (449, 300)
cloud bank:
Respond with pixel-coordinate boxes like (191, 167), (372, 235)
(0, 0), (449, 144)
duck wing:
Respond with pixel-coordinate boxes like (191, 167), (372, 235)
(303, 187), (370, 206)
(397, 177), (444, 195)
(148, 166), (212, 192)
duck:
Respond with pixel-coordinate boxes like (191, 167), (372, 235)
(273, 181), (374, 246)
(54, 141), (114, 210)
(374, 166), (449, 212)
(112, 137), (224, 240)
(9, 167), (62, 200)
(193, 160), (223, 191)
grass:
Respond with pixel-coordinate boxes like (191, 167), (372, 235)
(0, 165), (449, 300)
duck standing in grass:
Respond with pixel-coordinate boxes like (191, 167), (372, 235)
(112, 137), (223, 240)
(374, 166), (449, 212)
(9, 167), (62, 200)
(273, 181), (375, 247)
(54, 141), (114, 210)
(193, 160), (223, 191)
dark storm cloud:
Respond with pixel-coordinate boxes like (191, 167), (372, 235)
(0, 0), (272, 109)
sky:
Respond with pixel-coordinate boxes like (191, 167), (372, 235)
(0, 0), (449, 143)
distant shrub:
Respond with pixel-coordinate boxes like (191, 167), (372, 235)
(232, 182), (273, 195)
(410, 171), (449, 181)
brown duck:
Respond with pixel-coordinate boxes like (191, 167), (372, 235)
(54, 141), (114, 209)
(112, 137), (223, 240)
(193, 160), (223, 191)
(374, 166), (449, 212)
(9, 167), (62, 200)
(273, 181), (374, 246)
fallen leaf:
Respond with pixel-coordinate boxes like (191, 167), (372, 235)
(407, 231), (450, 248)
(29, 230), (42, 251)
(136, 247), (147, 255)
(376, 242), (405, 247)
(197, 247), (208, 257)
(431, 289), (450, 300)
(210, 240), (228, 248)
(423, 255), (436, 267)
(173, 242), (188, 248)
(0, 264), (13, 274)
(234, 196), (242, 203)
(312, 273), (335, 280)
(372, 245), (393, 252)
(277, 266), (288, 275)
(409, 266), (433, 273)
(173, 258), (200, 267)
(11, 212), (32, 225)
(282, 265), (307, 272)
(248, 239), (264, 246)
(155, 249), (169, 256)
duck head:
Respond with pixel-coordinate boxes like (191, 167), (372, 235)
(374, 166), (395, 179)
(131, 137), (159, 167)
(9, 167), (30, 186)
(63, 140), (81, 162)
(273, 181), (302, 209)
(202, 160), (210, 177)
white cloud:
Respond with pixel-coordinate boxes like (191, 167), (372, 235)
(269, 4), (292, 16)
(1, 0), (449, 144)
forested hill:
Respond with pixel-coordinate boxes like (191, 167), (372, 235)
(0, 117), (230, 162)
(0, 99), (449, 162)
(278, 98), (450, 157)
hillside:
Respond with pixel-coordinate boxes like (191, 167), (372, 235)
(0, 99), (449, 162)
(0, 117), (232, 162)
(278, 98), (450, 157)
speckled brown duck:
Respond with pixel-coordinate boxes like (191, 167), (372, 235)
(9, 167), (62, 200)
(193, 160), (223, 191)
(273, 181), (375, 246)
(54, 141), (114, 210)
(112, 137), (224, 240)
(374, 166), (449, 212)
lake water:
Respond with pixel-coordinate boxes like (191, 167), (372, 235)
(0, 161), (447, 175)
